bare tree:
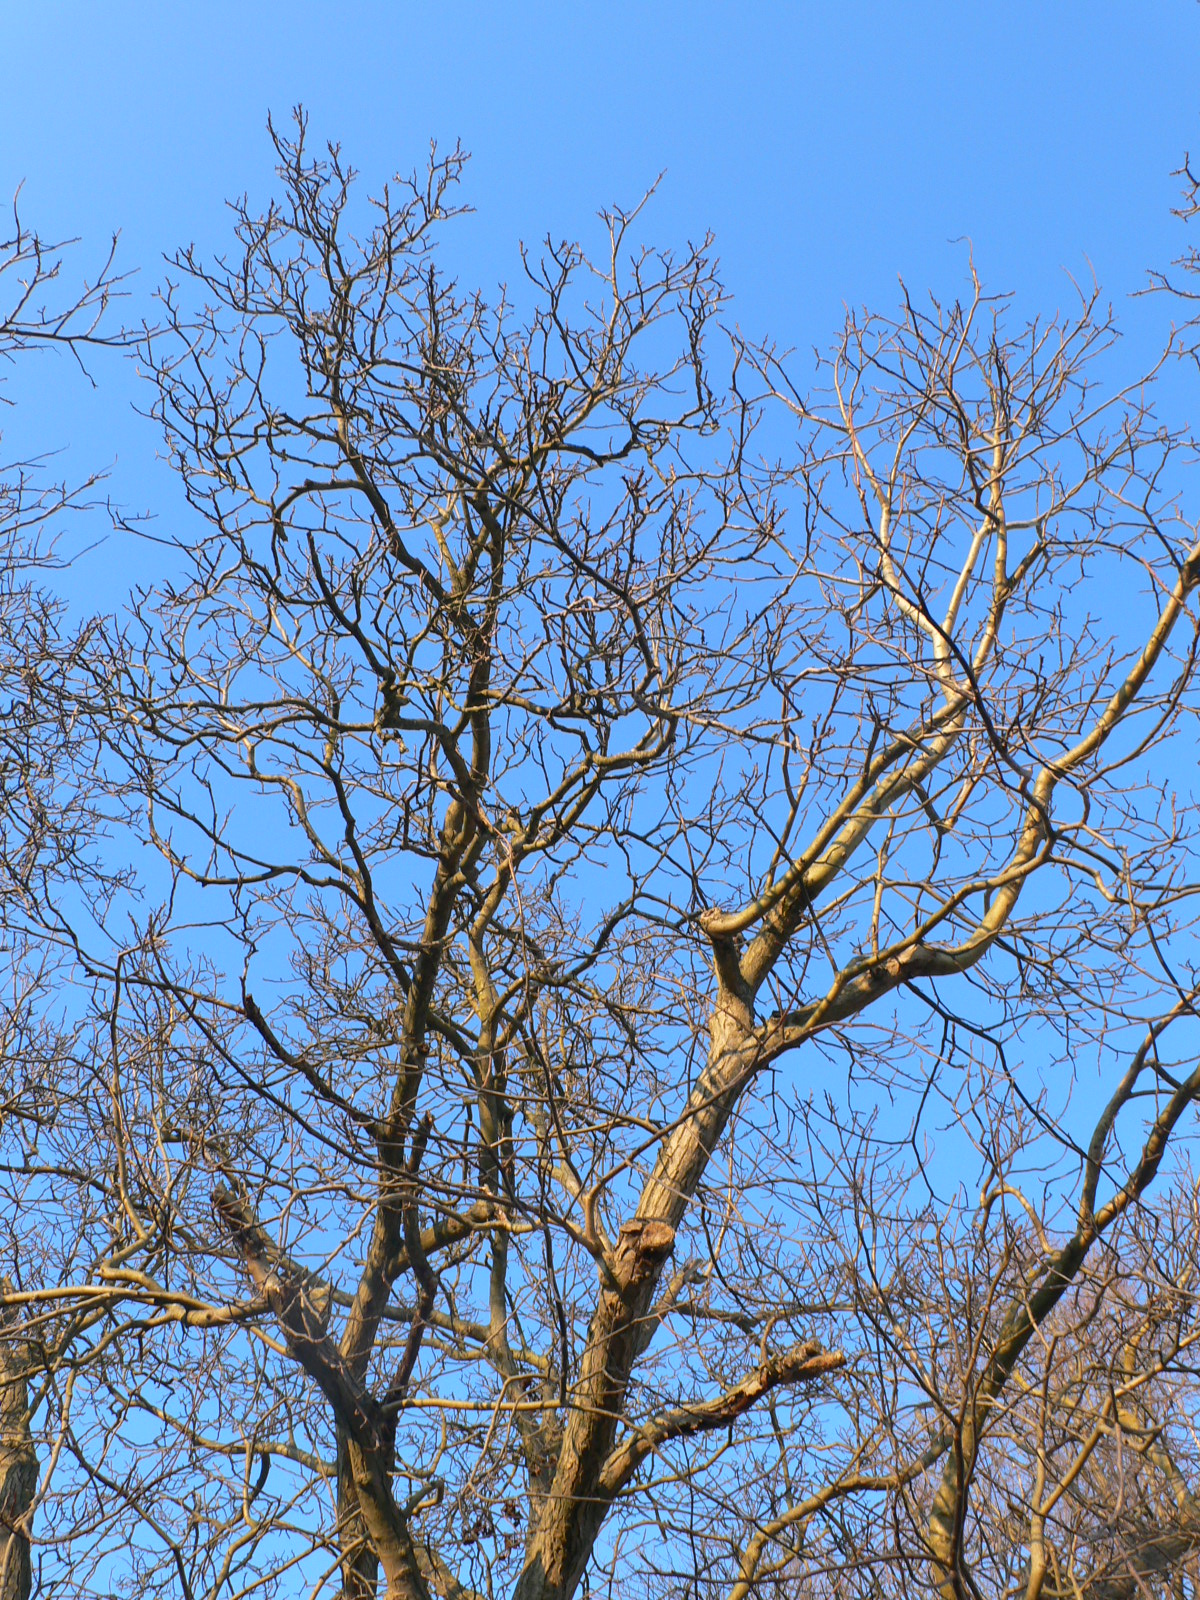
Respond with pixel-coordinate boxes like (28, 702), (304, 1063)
(0, 209), (125, 1600)
(7, 121), (1200, 1600)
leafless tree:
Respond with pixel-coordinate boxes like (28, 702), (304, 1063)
(0, 209), (124, 1600)
(7, 121), (1200, 1600)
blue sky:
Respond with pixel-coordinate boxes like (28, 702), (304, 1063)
(3, 1), (1199, 562)
(4, 1), (1197, 313)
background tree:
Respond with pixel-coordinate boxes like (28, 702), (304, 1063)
(0, 210), (123, 1600)
(6, 122), (1200, 1599)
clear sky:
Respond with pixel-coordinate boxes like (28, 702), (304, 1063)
(2, 0), (1199, 582)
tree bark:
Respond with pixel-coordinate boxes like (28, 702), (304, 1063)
(337, 1426), (380, 1600)
(0, 1285), (35, 1600)
(514, 999), (754, 1600)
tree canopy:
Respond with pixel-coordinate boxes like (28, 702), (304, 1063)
(5, 126), (1200, 1600)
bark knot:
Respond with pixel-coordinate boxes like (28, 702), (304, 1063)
(614, 1218), (676, 1294)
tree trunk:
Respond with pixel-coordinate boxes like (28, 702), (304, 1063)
(0, 1285), (35, 1600)
(515, 1001), (754, 1600)
(338, 1427), (380, 1600)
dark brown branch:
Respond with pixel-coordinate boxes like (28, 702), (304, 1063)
(599, 1341), (845, 1495)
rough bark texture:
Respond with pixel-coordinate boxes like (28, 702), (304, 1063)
(0, 1287), (35, 1600)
